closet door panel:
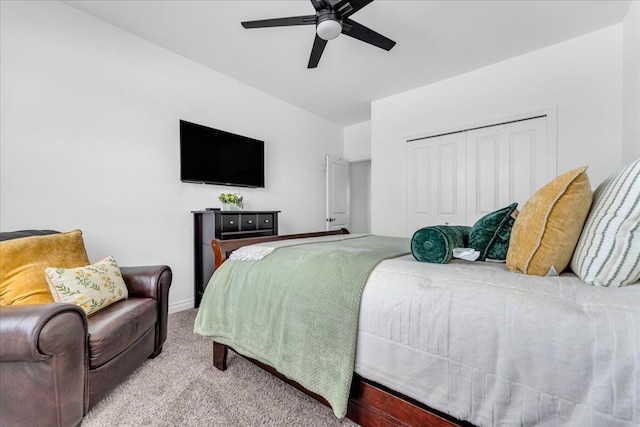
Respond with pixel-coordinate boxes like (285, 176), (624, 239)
(437, 142), (460, 215)
(466, 117), (548, 224)
(406, 134), (466, 236)
(506, 118), (550, 208)
(413, 144), (431, 214)
(509, 128), (537, 209)
(468, 134), (500, 221)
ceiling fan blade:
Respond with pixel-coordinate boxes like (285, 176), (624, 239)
(332, 0), (373, 18)
(310, 0), (328, 12)
(308, 35), (328, 68)
(241, 15), (316, 29)
(342, 18), (395, 51)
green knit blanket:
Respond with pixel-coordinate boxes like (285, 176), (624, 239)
(194, 235), (410, 418)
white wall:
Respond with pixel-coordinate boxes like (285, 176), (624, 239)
(623, 0), (640, 160)
(343, 121), (371, 161)
(349, 161), (371, 234)
(371, 25), (624, 237)
(0, 1), (342, 312)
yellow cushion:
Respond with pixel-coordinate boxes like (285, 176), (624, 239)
(506, 166), (592, 276)
(46, 256), (128, 315)
(0, 230), (90, 305)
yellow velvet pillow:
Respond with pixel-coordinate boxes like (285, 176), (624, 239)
(506, 166), (592, 276)
(0, 230), (90, 305)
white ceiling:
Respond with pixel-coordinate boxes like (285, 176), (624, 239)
(64, 0), (631, 127)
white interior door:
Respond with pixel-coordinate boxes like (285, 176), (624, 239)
(406, 133), (467, 236)
(325, 154), (350, 231)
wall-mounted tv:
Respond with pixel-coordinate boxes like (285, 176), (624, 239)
(180, 120), (265, 188)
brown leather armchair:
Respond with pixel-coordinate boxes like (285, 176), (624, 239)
(0, 231), (172, 427)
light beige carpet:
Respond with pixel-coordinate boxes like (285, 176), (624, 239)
(82, 309), (358, 426)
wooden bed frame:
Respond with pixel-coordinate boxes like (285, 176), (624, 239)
(209, 229), (470, 427)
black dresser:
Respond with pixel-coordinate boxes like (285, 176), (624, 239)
(192, 209), (280, 307)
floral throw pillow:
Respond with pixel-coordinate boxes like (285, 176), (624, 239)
(45, 256), (128, 315)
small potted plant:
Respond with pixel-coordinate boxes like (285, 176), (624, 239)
(219, 193), (243, 211)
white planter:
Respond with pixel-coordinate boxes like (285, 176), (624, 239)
(222, 203), (242, 211)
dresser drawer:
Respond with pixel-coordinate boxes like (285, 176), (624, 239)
(257, 214), (274, 230)
(241, 214), (258, 230)
(220, 214), (240, 232)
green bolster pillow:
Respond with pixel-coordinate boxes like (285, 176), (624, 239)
(411, 225), (472, 264)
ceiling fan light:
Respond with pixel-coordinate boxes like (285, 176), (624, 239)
(317, 19), (342, 40)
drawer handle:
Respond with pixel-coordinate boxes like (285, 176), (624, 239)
(228, 220), (234, 225)
(247, 220), (253, 224)
(264, 219), (269, 223)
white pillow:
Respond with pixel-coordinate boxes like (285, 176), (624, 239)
(571, 159), (640, 287)
(46, 256), (128, 315)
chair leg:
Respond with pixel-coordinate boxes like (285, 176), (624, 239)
(150, 345), (163, 359)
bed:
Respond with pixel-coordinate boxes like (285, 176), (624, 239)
(193, 229), (639, 426)
(194, 161), (640, 426)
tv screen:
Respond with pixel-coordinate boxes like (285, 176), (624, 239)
(180, 120), (265, 188)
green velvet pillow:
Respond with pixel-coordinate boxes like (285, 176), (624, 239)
(411, 225), (472, 264)
(469, 203), (519, 261)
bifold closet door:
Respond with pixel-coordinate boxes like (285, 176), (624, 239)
(406, 133), (467, 236)
(465, 117), (549, 224)
(406, 116), (552, 236)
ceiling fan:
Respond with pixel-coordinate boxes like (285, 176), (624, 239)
(241, 0), (396, 68)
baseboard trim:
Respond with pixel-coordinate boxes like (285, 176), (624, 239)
(169, 299), (194, 314)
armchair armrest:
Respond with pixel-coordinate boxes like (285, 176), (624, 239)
(0, 303), (87, 427)
(120, 265), (172, 356)
(121, 265), (172, 299)
(0, 303), (87, 362)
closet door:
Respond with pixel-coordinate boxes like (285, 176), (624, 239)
(465, 117), (549, 224)
(406, 133), (467, 236)
(405, 115), (555, 236)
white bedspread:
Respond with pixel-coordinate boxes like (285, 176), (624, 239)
(355, 255), (640, 426)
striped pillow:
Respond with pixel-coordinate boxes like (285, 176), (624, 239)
(570, 159), (640, 287)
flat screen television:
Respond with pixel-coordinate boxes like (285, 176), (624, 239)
(180, 120), (265, 188)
